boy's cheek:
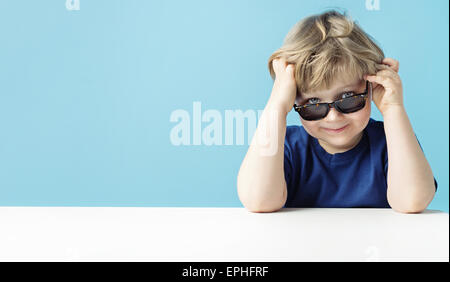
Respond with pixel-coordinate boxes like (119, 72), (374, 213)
(299, 120), (317, 134)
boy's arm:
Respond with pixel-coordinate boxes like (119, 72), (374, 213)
(237, 101), (288, 213)
(383, 106), (435, 213)
(365, 58), (435, 213)
(237, 58), (296, 213)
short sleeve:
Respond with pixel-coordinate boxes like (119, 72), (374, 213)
(283, 133), (294, 208)
(384, 134), (438, 191)
(284, 137), (293, 192)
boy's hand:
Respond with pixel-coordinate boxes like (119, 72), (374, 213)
(364, 58), (404, 115)
(270, 57), (297, 114)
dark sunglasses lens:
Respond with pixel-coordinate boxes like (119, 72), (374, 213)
(299, 104), (328, 121)
(335, 96), (366, 113)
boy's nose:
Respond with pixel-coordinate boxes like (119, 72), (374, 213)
(325, 107), (344, 121)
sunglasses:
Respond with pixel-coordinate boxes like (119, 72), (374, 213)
(293, 80), (372, 121)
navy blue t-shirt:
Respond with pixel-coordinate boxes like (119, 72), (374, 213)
(283, 118), (437, 208)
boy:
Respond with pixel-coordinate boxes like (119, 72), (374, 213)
(237, 10), (437, 213)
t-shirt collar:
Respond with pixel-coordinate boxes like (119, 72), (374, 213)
(310, 129), (369, 163)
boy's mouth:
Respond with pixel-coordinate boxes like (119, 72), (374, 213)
(322, 124), (349, 133)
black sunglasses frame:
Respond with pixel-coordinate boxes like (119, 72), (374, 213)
(293, 80), (372, 121)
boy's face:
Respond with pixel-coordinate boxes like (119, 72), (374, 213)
(296, 77), (371, 154)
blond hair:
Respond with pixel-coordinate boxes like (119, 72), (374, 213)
(268, 9), (385, 95)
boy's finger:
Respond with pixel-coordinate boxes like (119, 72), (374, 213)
(365, 69), (395, 82)
(366, 74), (388, 86)
(375, 69), (397, 78)
(273, 57), (285, 69)
(367, 74), (398, 91)
(382, 58), (399, 72)
(286, 64), (296, 78)
(368, 80), (379, 90)
(272, 58), (281, 74)
(273, 57), (290, 75)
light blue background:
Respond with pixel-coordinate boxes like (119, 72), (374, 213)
(0, 0), (448, 212)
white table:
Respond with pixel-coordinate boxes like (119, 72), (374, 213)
(0, 207), (448, 262)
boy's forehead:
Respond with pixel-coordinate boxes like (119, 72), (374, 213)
(302, 77), (362, 97)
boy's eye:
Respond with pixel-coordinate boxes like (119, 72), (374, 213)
(341, 92), (355, 99)
(307, 98), (320, 104)
(306, 91), (356, 104)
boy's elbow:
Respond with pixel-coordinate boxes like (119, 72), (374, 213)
(389, 197), (430, 214)
(388, 187), (435, 214)
(239, 189), (287, 213)
(245, 202), (284, 213)
(391, 205), (426, 214)
(237, 176), (287, 213)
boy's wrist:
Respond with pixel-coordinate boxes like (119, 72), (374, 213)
(381, 104), (406, 119)
(267, 96), (292, 117)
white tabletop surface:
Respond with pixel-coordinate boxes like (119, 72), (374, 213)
(0, 207), (448, 262)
